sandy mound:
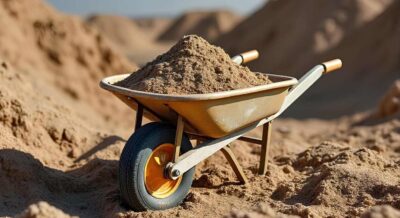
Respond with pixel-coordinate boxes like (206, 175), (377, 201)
(217, 0), (392, 74)
(226, 205), (299, 218)
(301, 1), (400, 117)
(357, 80), (400, 124)
(0, 62), (125, 215)
(217, 0), (397, 118)
(15, 202), (74, 218)
(158, 10), (241, 42)
(134, 17), (173, 40)
(283, 144), (400, 214)
(86, 15), (150, 54)
(87, 14), (174, 66)
(116, 35), (271, 94)
(291, 1), (400, 118)
(0, 148), (122, 217)
(0, 59), (126, 217)
(0, 0), (136, 122)
(361, 205), (400, 218)
(377, 80), (400, 118)
(0, 60), (102, 168)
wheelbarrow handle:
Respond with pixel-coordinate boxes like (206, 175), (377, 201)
(279, 58), (343, 113)
(322, 59), (342, 74)
(231, 50), (259, 65)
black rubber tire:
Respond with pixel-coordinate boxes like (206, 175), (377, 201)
(119, 122), (195, 211)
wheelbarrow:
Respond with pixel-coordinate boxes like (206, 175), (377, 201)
(100, 50), (342, 211)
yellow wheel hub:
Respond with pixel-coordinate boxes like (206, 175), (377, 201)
(144, 143), (182, 198)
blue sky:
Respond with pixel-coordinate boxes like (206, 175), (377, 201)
(45, 0), (266, 18)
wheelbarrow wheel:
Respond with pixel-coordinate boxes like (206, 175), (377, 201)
(119, 122), (195, 211)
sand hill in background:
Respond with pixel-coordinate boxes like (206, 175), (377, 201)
(287, 0), (400, 117)
(217, 0), (397, 118)
(134, 17), (173, 40)
(217, 0), (392, 74)
(158, 10), (241, 42)
(0, 0), (136, 124)
(303, 0), (400, 116)
(86, 15), (151, 54)
(87, 15), (173, 66)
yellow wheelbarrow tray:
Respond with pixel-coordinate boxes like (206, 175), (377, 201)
(99, 50), (342, 211)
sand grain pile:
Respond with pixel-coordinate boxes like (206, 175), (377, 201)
(116, 35), (271, 94)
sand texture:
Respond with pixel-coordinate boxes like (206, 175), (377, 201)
(1, 0), (400, 217)
(116, 35), (271, 94)
(0, 0), (137, 125)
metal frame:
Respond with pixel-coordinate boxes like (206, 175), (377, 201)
(174, 116), (184, 163)
(132, 104), (253, 184)
(221, 145), (248, 184)
(259, 122), (272, 175)
(132, 101), (274, 184)
(134, 104), (143, 131)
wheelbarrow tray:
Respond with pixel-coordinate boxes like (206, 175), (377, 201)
(100, 74), (298, 138)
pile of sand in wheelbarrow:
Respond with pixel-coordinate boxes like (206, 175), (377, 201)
(115, 35), (272, 94)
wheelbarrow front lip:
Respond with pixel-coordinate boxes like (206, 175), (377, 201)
(100, 73), (298, 101)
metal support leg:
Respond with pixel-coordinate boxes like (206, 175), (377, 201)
(134, 104), (144, 131)
(221, 145), (248, 184)
(259, 122), (272, 175)
(174, 116), (184, 163)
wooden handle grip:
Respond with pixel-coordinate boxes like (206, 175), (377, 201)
(240, 50), (259, 64)
(322, 59), (342, 74)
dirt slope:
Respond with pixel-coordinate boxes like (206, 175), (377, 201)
(158, 10), (241, 42)
(217, 0), (392, 74)
(286, 1), (400, 118)
(377, 80), (400, 118)
(0, 58), (128, 217)
(217, 0), (397, 118)
(86, 15), (150, 54)
(87, 14), (174, 66)
(0, 0), (136, 123)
